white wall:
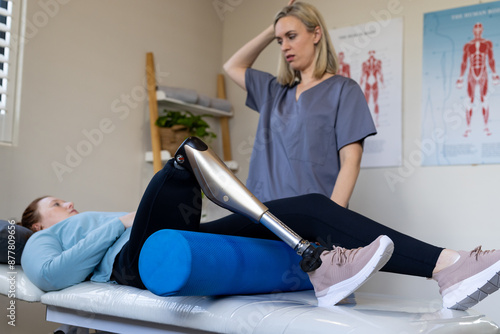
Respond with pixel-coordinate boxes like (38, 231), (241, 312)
(221, 0), (500, 324)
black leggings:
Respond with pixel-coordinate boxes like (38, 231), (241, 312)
(112, 159), (444, 289)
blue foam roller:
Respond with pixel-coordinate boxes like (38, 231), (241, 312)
(139, 229), (313, 296)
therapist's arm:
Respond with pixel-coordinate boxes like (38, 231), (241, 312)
(330, 141), (363, 207)
(223, 0), (295, 89)
(223, 24), (275, 90)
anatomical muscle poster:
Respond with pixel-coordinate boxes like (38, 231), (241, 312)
(421, 2), (500, 165)
(330, 18), (403, 168)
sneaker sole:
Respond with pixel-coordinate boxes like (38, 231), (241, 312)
(316, 235), (394, 307)
(443, 260), (500, 311)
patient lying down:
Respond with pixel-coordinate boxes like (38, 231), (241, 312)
(20, 156), (500, 310)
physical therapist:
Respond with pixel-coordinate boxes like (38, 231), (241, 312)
(224, 1), (376, 206)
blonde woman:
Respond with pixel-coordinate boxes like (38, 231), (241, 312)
(224, 1), (375, 207)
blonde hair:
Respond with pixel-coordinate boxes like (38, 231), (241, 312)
(274, 2), (338, 86)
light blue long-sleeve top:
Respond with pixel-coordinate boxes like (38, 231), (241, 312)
(21, 211), (131, 291)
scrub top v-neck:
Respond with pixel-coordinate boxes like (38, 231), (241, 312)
(245, 68), (376, 202)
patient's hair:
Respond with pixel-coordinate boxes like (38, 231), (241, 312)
(274, 1), (338, 86)
(21, 196), (49, 232)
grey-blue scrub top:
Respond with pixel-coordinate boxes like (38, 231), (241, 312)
(245, 68), (376, 202)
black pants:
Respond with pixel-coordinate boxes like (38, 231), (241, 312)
(112, 159), (444, 289)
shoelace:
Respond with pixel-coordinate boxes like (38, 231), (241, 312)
(330, 246), (361, 266)
(470, 245), (496, 260)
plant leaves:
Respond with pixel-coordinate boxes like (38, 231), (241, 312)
(156, 110), (217, 140)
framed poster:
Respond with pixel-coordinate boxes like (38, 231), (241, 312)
(330, 17), (403, 168)
(422, 2), (500, 165)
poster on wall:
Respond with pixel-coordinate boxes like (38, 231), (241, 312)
(422, 2), (500, 166)
(330, 17), (403, 168)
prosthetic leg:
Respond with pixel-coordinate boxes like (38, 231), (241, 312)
(174, 137), (325, 272)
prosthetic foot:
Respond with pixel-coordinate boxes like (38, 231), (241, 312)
(174, 137), (325, 272)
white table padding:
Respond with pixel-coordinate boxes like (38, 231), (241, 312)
(40, 281), (500, 334)
(0, 264), (44, 302)
(2, 264), (499, 333)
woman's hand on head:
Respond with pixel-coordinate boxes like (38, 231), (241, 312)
(223, 0), (295, 90)
(119, 212), (136, 229)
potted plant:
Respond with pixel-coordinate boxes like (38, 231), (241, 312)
(155, 110), (217, 154)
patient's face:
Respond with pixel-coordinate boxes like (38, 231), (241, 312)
(34, 197), (79, 231)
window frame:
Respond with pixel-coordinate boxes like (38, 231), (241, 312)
(0, 0), (26, 146)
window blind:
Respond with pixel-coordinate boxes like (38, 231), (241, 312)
(0, 0), (24, 144)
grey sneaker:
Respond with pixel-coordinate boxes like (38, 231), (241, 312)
(434, 246), (500, 310)
(308, 235), (394, 307)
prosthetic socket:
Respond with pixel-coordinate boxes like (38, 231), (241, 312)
(174, 137), (325, 272)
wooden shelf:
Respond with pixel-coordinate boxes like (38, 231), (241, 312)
(146, 53), (234, 173)
(145, 150), (172, 162)
(145, 150), (239, 171)
(156, 95), (234, 118)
